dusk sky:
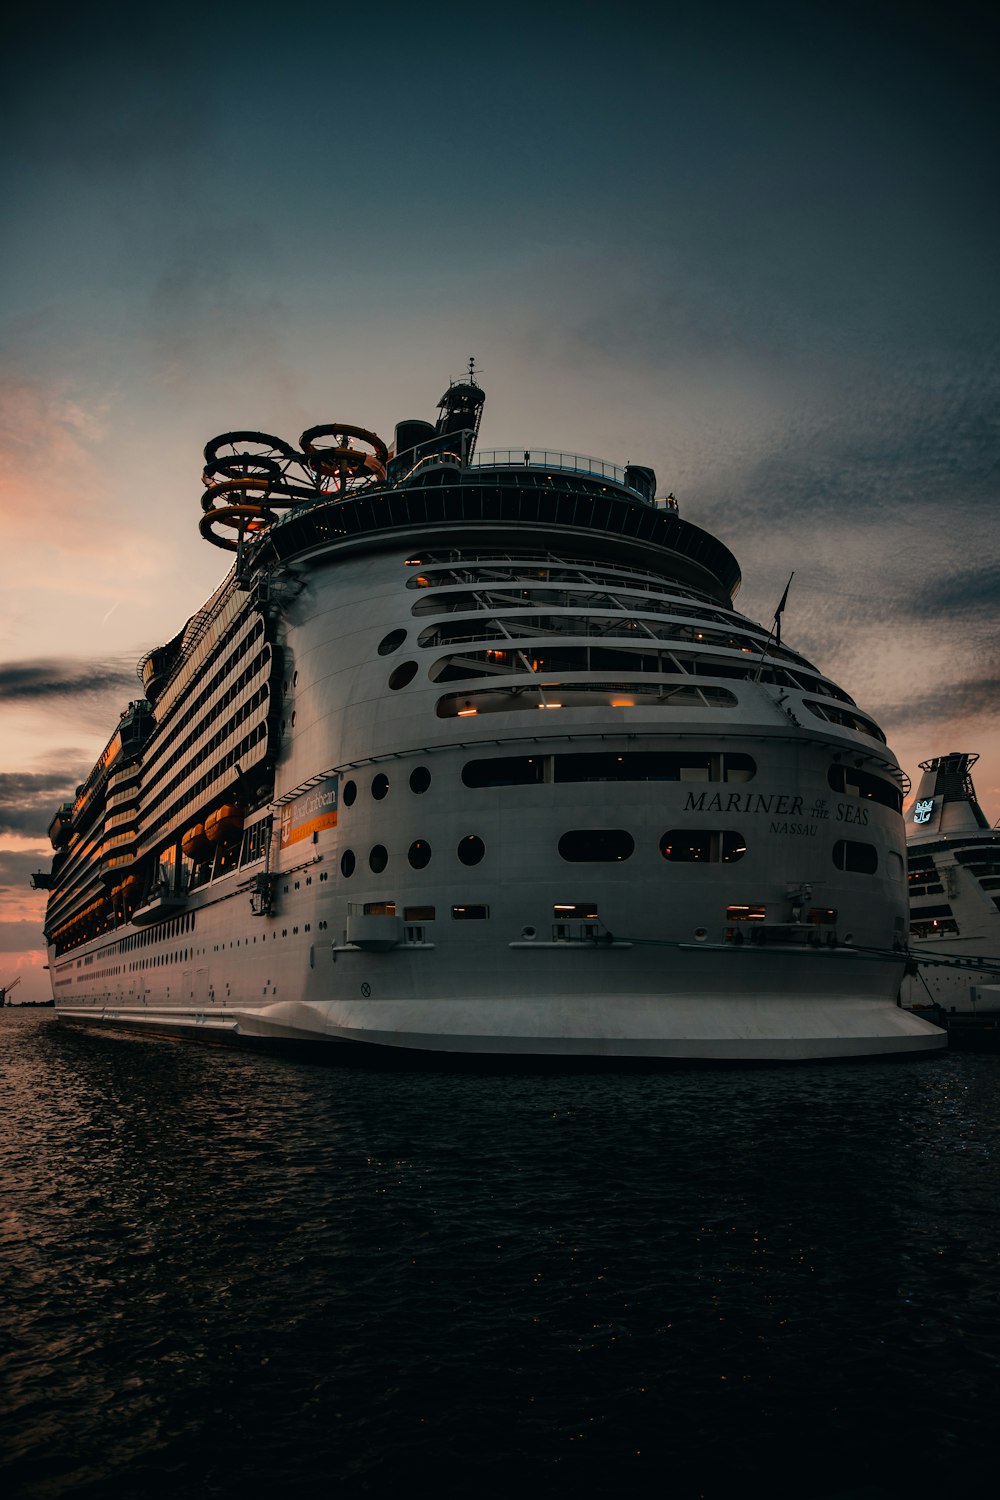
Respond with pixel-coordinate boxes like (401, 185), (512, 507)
(2, 0), (997, 999)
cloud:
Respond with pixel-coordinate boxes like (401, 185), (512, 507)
(0, 850), (48, 926)
(0, 920), (45, 954)
(0, 850), (50, 889)
(0, 373), (111, 545)
(910, 567), (1000, 619)
(0, 769), (85, 838)
(0, 657), (137, 704)
(878, 676), (1000, 732)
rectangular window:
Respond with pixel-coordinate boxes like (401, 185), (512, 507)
(404, 905), (436, 921)
(553, 903), (598, 920)
(452, 905), (489, 920)
(910, 916), (959, 939)
(363, 902), (396, 916)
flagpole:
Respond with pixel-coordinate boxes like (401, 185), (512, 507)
(753, 571), (794, 683)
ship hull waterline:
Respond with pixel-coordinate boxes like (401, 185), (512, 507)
(56, 987), (945, 1061)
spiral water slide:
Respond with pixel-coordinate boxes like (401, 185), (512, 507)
(199, 424), (389, 550)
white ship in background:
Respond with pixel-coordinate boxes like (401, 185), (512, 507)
(902, 753), (1000, 1022)
(36, 370), (944, 1060)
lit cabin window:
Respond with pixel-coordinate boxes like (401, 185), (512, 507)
(909, 904), (958, 939)
(452, 905), (489, 920)
(660, 831), (747, 863)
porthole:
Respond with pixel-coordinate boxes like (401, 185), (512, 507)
(458, 835), (485, 866)
(371, 773), (390, 801)
(408, 840), (432, 869)
(521, 926), (537, 940)
(378, 628), (407, 656)
(409, 765), (431, 794)
(369, 844), (388, 873)
(388, 661), (418, 690)
(342, 779), (357, 807)
(558, 829), (634, 862)
(340, 849), (356, 877)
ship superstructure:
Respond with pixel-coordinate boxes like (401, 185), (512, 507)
(39, 373), (944, 1059)
(901, 753), (1000, 1015)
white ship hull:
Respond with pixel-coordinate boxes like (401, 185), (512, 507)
(901, 753), (1000, 1021)
(43, 381), (946, 1062)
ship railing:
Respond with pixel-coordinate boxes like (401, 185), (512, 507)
(471, 449), (634, 487)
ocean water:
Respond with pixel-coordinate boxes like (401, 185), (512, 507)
(1, 1010), (996, 1500)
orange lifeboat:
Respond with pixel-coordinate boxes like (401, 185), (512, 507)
(182, 824), (213, 861)
(205, 805), (244, 845)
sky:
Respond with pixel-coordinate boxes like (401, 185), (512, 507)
(1, 0), (997, 999)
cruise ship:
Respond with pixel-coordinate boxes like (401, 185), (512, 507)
(37, 372), (945, 1060)
(901, 752), (1000, 1018)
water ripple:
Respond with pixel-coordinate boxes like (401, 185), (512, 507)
(1, 1011), (996, 1499)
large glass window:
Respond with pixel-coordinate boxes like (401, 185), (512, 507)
(463, 756), (545, 787)
(461, 751), (755, 787)
(828, 763), (902, 811)
(558, 830), (634, 862)
(660, 831), (747, 863)
(438, 684), (737, 717)
(832, 840), (878, 874)
(804, 701), (886, 744)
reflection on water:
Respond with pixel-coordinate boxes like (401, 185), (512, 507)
(1, 1010), (996, 1499)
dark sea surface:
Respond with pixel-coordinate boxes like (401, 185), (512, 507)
(1, 1010), (997, 1500)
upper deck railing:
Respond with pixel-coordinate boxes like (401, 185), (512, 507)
(472, 449), (632, 488)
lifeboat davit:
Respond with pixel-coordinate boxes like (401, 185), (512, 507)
(205, 805), (243, 845)
(182, 824), (213, 861)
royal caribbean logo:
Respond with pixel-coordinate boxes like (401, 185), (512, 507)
(912, 798), (935, 825)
